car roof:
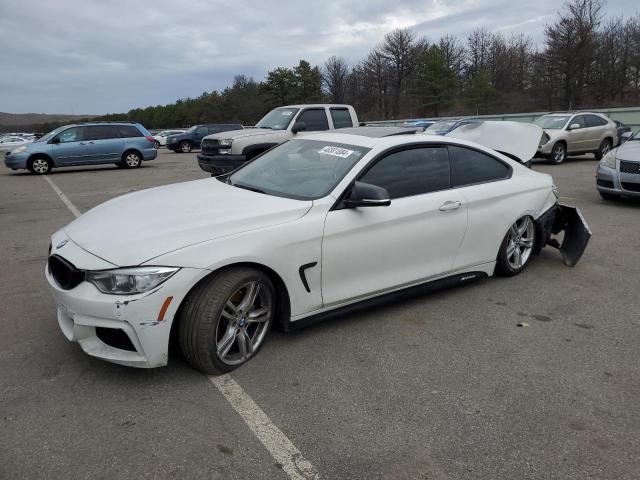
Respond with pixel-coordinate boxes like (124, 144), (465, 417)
(327, 126), (418, 138)
(278, 104), (352, 109)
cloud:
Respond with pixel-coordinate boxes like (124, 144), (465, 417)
(0, 0), (631, 114)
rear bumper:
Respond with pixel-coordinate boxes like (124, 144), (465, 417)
(197, 153), (247, 175)
(534, 203), (591, 267)
(142, 148), (158, 161)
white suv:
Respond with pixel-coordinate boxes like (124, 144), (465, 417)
(535, 112), (618, 164)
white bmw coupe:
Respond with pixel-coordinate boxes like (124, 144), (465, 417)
(46, 124), (590, 373)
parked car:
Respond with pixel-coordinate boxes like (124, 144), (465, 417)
(197, 104), (359, 175)
(0, 135), (32, 152)
(534, 112), (618, 164)
(596, 129), (640, 199)
(402, 120), (435, 129)
(45, 123), (589, 373)
(423, 119), (481, 136)
(166, 124), (243, 153)
(614, 120), (632, 144)
(4, 122), (157, 174)
(152, 129), (186, 149)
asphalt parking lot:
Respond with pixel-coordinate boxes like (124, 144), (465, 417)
(1, 148), (639, 480)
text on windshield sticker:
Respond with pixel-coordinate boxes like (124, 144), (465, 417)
(319, 146), (354, 158)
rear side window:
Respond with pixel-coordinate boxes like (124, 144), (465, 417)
(85, 125), (119, 140)
(297, 109), (329, 131)
(117, 125), (144, 138)
(448, 145), (510, 187)
(585, 115), (607, 127)
(330, 108), (354, 129)
(360, 147), (450, 199)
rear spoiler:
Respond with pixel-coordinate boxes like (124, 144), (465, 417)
(446, 121), (543, 164)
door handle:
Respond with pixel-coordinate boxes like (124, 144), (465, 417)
(439, 200), (462, 211)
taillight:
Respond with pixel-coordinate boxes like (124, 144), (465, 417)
(145, 135), (154, 143)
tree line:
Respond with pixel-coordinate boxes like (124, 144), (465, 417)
(6, 0), (640, 133)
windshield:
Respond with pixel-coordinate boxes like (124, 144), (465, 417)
(424, 121), (456, 134)
(37, 125), (69, 142)
(534, 115), (571, 129)
(185, 126), (199, 133)
(228, 139), (370, 200)
(255, 108), (299, 130)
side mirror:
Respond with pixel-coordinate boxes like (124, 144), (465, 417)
(51, 137), (60, 144)
(343, 181), (391, 208)
(621, 131), (633, 143)
(568, 123), (581, 130)
(291, 121), (306, 134)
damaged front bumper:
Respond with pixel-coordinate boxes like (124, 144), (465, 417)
(534, 203), (591, 266)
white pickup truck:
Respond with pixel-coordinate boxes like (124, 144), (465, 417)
(197, 104), (359, 175)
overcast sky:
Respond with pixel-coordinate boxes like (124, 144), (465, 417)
(0, 0), (631, 115)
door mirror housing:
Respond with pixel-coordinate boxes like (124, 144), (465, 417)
(568, 123), (581, 130)
(50, 137), (60, 144)
(291, 121), (306, 134)
(621, 131), (633, 143)
(343, 181), (391, 208)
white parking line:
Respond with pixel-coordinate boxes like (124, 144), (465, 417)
(43, 175), (318, 478)
(210, 375), (321, 480)
(43, 175), (82, 218)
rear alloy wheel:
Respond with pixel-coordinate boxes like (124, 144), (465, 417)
(595, 139), (612, 160)
(122, 151), (142, 168)
(496, 216), (536, 276)
(179, 268), (275, 374)
(153, 140), (160, 149)
(180, 141), (192, 153)
(549, 142), (566, 164)
(28, 156), (52, 175)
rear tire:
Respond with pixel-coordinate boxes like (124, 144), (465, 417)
(27, 156), (52, 175)
(153, 140), (160, 149)
(495, 216), (536, 277)
(549, 142), (566, 165)
(595, 138), (612, 160)
(121, 151), (142, 169)
(178, 268), (275, 374)
(180, 141), (192, 153)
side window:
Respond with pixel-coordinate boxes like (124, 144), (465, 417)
(297, 109), (329, 131)
(56, 127), (85, 143)
(330, 108), (354, 129)
(85, 125), (118, 140)
(570, 116), (586, 129)
(360, 147), (450, 199)
(194, 126), (207, 136)
(117, 125), (144, 138)
(586, 115), (606, 127)
(449, 145), (510, 187)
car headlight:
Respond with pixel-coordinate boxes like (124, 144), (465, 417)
(11, 146), (27, 154)
(539, 132), (550, 146)
(219, 139), (232, 147)
(600, 150), (616, 169)
(86, 267), (179, 295)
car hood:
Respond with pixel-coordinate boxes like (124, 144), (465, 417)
(615, 140), (640, 161)
(204, 129), (285, 141)
(64, 178), (312, 266)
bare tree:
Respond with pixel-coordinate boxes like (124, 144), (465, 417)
(381, 28), (419, 118)
(322, 56), (349, 103)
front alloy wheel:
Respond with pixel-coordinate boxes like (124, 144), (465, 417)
(179, 268), (274, 374)
(496, 216), (536, 276)
(550, 143), (566, 164)
(28, 157), (52, 174)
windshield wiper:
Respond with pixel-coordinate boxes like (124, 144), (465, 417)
(231, 182), (266, 194)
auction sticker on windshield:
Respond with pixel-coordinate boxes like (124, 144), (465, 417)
(281, 111), (293, 116)
(319, 146), (354, 158)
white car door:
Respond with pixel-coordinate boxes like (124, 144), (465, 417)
(322, 145), (468, 307)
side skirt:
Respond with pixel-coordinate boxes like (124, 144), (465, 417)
(283, 271), (488, 332)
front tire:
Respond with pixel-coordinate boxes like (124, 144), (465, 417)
(121, 151), (142, 168)
(27, 156), (52, 175)
(178, 268), (275, 374)
(495, 216), (536, 277)
(595, 138), (612, 160)
(180, 141), (192, 153)
(549, 142), (567, 164)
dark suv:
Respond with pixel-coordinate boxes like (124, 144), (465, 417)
(166, 124), (243, 153)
